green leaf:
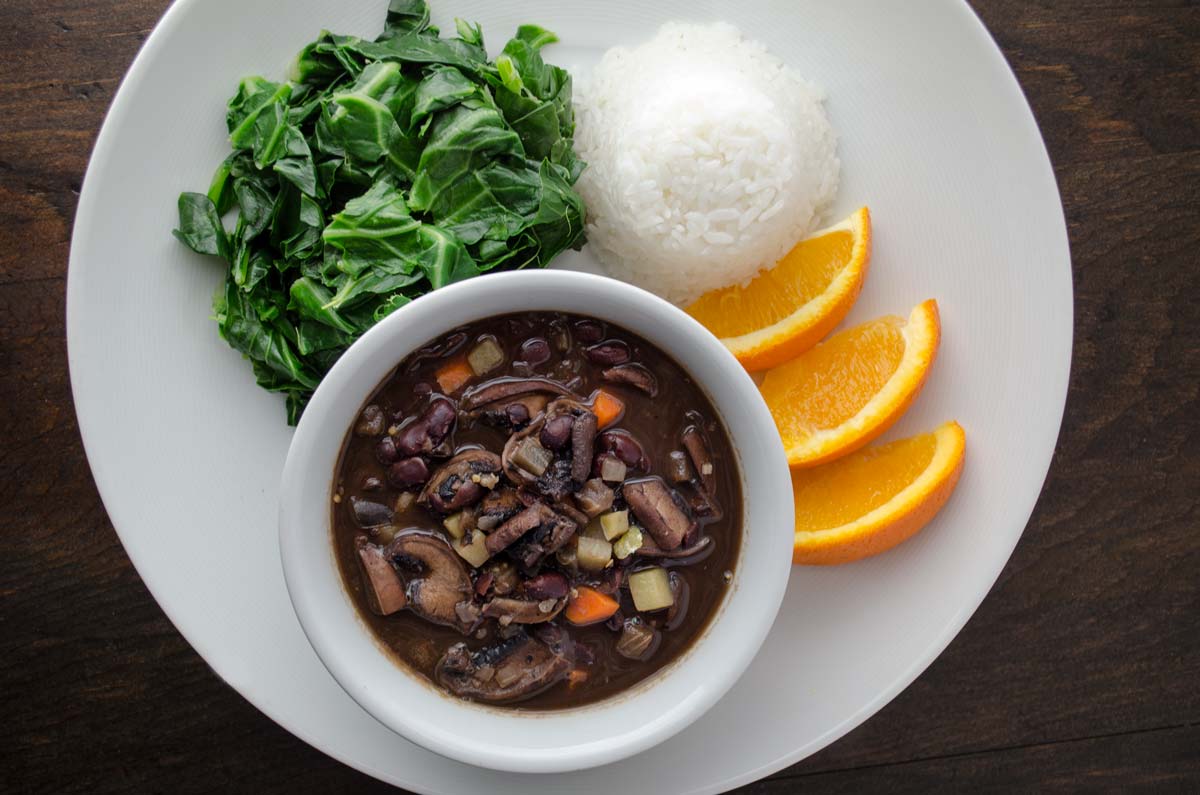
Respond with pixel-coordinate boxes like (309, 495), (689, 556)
(173, 192), (230, 259)
(217, 279), (319, 390)
(373, 293), (412, 322)
(409, 94), (525, 212)
(288, 276), (358, 334)
(383, 0), (431, 36)
(424, 161), (541, 244)
(233, 174), (275, 240)
(328, 62), (420, 178)
(207, 153), (238, 215)
(453, 18), (484, 48)
(410, 65), (476, 129)
(293, 32), (365, 87)
(227, 78), (292, 149)
(351, 32), (488, 73)
(322, 179), (421, 276)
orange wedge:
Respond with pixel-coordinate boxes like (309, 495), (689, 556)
(686, 207), (871, 371)
(761, 300), (940, 467)
(792, 421), (965, 564)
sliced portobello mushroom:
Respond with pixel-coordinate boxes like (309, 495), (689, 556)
(460, 377), (576, 413)
(435, 629), (574, 703)
(623, 476), (695, 551)
(601, 363), (659, 396)
(475, 488), (523, 532)
(418, 449), (502, 514)
(485, 503), (558, 555)
(637, 533), (714, 560)
(355, 538), (407, 616)
(385, 531), (475, 633)
(681, 423), (717, 495)
(481, 596), (567, 625)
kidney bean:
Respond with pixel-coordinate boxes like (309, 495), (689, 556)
(375, 435), (400, 465)
(425, 399), (457, 440)
(388, 457), (429, 489)
(523, 572), (569, 600)
(361, 475), (384, 492)
(585, 340), (630, 366)
(596, 430), (649, 470)
(519, 337), (551, 366)
(350, 497), (393, 529)
(574, 320), (605, 343)
(396, 398), (457, 456)
(540, 414), (575, 450)
(354, 405), (385, 437)
(505, 402), (530, 426)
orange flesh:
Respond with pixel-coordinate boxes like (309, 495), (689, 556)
(687, 230), (853, 337)
(592, 390), (625, 429)
(760, 315), (906, 435)
(435, 356), (473, 394)
(792, 431), (938, 531)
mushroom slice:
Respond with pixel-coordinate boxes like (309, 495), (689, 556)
(615, 617), (659, 660)
(637, 534), (714, 561)
(623, 477), (695, 551)
(481, 596), (567, 625)
(506, 511), (579, 571)
(569, 410), (598, 484)
(681, 423), (716, 495)
(485, 503), (557, 555)
(475, 488), (523, 532)
(386, 531), (475, 633)
(574, 478), (614, 518)
(601, 363), (659, 396)
(355, 538), (407, 616)
(436, 630), (574, 703)
(418, 449), (502, 514)
(460, 377), (575, 412)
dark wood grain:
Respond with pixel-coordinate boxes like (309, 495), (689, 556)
(1, 1), (1197, 793)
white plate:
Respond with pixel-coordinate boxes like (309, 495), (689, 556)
(67, 0), (1071, 792)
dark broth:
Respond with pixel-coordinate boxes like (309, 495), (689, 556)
(332, 312), (742, 709)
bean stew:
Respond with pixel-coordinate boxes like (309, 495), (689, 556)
(332, 312), (743, 709)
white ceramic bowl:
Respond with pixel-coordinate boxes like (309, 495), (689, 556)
(278, 269), (793, 773)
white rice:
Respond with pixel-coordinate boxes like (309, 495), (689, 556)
(573, 22), (840, 305)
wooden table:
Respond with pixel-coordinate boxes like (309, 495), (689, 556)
(3, 1), (1197, 791)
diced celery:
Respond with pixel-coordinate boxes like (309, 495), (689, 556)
(467, 337), (505, 376)
(576, 535), (612, 571)
(629, 567), (673, 612)
(443, 511), (465, 539)
(452, 531), (490, 568)
(612, 525), (643, 560)
(512, 437), (552, 476)
(599, 456), (627, 483)
(599, 510), (629, 541)
(583, 516), (606, 540)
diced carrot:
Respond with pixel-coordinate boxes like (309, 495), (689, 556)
(436, 355), (474, 394)
(566, 669), (589, 689)
(565, 585), (619, 626)
(592, 390), (625, 429)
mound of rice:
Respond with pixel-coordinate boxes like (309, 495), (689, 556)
(574, 22), (840, 305)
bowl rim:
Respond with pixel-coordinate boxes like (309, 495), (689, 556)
(278, 269), (794, 773)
